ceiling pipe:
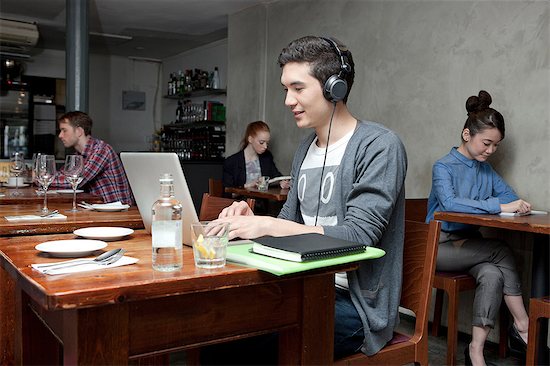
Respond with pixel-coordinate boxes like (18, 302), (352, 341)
(65, 0), (89, 113)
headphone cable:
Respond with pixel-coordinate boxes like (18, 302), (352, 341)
(314, 102), (337, 226)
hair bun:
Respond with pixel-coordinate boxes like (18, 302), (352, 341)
(465, 90), (493, 114)
(477, 90), (492, 109)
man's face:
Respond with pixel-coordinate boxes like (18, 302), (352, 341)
(58, 120), (81, 148)
(281, 62), (334, 129)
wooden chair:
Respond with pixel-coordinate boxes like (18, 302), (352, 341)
(334, 219), (441, 366)
(405, 198), (508, 365)
(199, 193), (255, 221)
(208, 178), (223, 197)
(526, 296), (550, 365)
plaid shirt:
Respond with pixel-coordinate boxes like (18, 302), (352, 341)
(52, 137), (134, 204)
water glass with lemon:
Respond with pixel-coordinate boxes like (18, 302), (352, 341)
(191, 222), (229, 268)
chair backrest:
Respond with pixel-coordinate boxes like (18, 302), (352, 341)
(405, 198), (428, 223)
(199, 193), (255, 221)
(208, 178), (224, 197)
(401, 219), (441, 339)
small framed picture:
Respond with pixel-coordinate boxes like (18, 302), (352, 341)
(122, 90), (146, 110)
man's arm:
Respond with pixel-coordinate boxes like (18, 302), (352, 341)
(216, 200), (322, 240)
(323, 129), (407, 246)
(79, 151), (109, 186)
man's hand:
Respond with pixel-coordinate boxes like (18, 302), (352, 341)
(218, 200), (254, 218)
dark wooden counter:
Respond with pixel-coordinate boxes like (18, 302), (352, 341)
(0, 186), (103, 205)
(225, 186), (289, 202)
(0, 203), (143, 236)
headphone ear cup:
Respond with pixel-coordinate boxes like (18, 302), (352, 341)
(323, 75), (348, 102)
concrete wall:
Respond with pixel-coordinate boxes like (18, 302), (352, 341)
(227, 0), (549, 342)
(228, 0), (549, 209)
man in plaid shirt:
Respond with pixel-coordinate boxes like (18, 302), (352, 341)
(51, 111), (134, 204)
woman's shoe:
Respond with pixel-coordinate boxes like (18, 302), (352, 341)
(509, 323), (527, 354)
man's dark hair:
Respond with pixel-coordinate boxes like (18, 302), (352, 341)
(58, 111), (93, 136)
(277, 36), (355, 103)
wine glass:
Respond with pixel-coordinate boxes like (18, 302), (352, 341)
(64, 155), (84, 212)
(35, 155), (56, 214)
(9, 152), (25, 196)
(32, 153), (42, 181)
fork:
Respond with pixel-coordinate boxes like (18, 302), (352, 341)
(42, 249), (126, 274)
(40, 209), (59, 218)
(79, 201), (94, 209)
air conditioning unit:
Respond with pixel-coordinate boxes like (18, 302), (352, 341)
(0, 19), (39, 51)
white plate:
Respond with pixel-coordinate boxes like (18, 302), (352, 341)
(2, 183), (30, 188)
(54, 189), (84, 194)
(91, 204), (130, 212)
(35, 239), (108, 257)
(73, 227), (134, 241)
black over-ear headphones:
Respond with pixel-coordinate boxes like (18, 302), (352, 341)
(321, 37), (351, 103)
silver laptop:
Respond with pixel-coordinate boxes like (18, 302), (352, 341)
(121, 152), (199, 246)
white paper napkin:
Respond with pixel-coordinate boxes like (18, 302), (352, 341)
(91, 202), (130, 210)
(5, 213), (67, 221)
(31, 256), (139, 275)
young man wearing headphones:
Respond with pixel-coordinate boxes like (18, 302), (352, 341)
(216, 36), (407, 359)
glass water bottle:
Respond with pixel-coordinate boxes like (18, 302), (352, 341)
(151, 173), (183, 271)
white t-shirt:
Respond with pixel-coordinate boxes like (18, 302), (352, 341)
(298, 130), (354, 289)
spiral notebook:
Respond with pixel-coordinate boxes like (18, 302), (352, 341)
(251, 233), (367, 262)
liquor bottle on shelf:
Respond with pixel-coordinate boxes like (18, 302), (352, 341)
(175, 100), (184, 123)
(211, 67), (220, 89)
(172, 73), (178, 96)
(167, 73), (174, 96)
(178, 70), (185, 95)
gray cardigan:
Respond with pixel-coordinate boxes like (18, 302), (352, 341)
(279, 120), (407, 356)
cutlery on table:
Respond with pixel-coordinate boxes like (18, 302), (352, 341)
(36, 248), (126, 273)
(40, 209), (59, 218)
(78, 201), (94, 209)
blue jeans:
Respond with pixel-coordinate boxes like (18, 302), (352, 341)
(334, 287), (364, 360)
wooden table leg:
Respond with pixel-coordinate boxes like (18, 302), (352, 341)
(19, 297), (131, 365)
(0, 265), (15, 365)
(61, 304), (130, 364)
(279, 273), (335, 365)
(531, 234), (549, 366)
(17, 290), (61, 365)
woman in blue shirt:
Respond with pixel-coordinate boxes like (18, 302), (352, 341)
(426, 90), (530, 366)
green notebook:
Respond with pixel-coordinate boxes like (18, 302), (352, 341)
(227, 243), (385, 276)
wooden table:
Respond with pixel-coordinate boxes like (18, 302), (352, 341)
(0, 186), (103, 205)
(1, 230), (357, 365)
(225, 186), (289, 202)
(434, 211), (550, 364)
(0, 203), (144, 236)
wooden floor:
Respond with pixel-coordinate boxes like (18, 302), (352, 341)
(412, 322), (525, 365)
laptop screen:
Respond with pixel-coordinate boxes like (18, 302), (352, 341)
(120, 152), (199, 246)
